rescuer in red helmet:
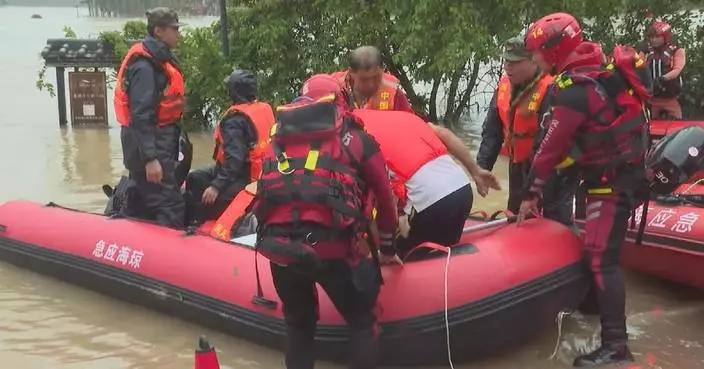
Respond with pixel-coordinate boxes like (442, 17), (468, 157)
(521, 12), (650, 367)
(646, 21), (686, 119)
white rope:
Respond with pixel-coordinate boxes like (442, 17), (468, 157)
(681, 178), (704, 194)
(444, 249), (455, 368)
(549, 310), (573, 360)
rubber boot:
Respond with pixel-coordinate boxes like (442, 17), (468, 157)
(573, 321), (633, 367)
(573, 344), (633, 367)
(284, 326), (315, 369)
(194, 335), (220, 369)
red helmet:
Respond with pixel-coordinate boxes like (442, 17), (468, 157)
(525, 12), (583, 72)
(300, 74), (351, 111)
(648, 21), (673, 44)
(301, 74), (343, 98)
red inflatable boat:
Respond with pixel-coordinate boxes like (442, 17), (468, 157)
(0, 201), (585, 366)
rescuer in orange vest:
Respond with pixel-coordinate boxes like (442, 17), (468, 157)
(113, 7), (186, 228)
(476, 36), (577, 226)
(331, 45), (414, 113)
(185, 70), (275, 223)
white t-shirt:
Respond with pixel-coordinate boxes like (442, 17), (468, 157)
(390, 154), (470, 214)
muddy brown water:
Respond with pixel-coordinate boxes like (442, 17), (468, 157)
(0, 6), (703, 369)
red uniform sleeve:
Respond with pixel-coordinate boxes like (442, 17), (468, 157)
(524, 87), (588, 198)
(393, 89), (415, 113)
(351, 129), (398, 254)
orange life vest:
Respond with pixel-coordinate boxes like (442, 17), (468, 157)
(352, 109), (447, 204)
(213, 101), (276, 182)
(114, 42), (185, 127)
(331, 70), (399, 110)
(496, 74), (554, 164)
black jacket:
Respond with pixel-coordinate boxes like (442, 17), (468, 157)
(120, 36), (182, 172)
(212, 111), (256, 195)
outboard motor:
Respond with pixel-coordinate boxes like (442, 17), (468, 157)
(646, 125), (704, 194)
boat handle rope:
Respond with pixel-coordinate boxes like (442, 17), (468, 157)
(398, 214), (519, 369)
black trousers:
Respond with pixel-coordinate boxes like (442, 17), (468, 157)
(128, 157), (185, 229)
(395, 184), (473, 257)
(507, 161), (577, 227)
(271, 258), (381, 369)
(185, 165), (243, 223)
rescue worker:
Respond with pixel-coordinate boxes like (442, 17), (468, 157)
(359, 109), (499, 257)
(646, 21), (686, 119)
(477, 36), (577, 226)
(185, 70), (275, 223)
(331, 45), (414, 112)
(520, 12), (649, 366)
(251, 74), (399, 369)
(114, 7), (186, 228)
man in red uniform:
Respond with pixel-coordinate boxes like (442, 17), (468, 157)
(251, 74), (398, 369)
(646, 21), (686, 119)
(520, 12), (649, 367)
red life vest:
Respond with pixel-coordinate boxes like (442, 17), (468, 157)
(251, 94), (366, 265)
(114, 42), (185, 127)
(331, 71), (400, 110)
(647, 45), (683, 98)
(495, 73), (554, 163)
(213, 101), (275, 182)
(352, 109), (447, 207)
(553, 55), (648, 181)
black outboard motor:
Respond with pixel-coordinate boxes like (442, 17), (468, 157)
(646, 125), (704, 194)
(634, 125), (704, 244)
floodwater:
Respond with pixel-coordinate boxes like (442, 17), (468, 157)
(0, 5), (703, 369)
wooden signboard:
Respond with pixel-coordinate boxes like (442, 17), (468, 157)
(68, 71), (108, 125)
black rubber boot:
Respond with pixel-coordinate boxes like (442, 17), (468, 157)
(284, 326), (315, 369)
(573, 345), (634, 367)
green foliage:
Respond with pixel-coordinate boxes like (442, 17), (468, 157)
(36, 1), (704, 130)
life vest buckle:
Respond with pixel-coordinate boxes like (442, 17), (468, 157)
(277, 156), (294, 175)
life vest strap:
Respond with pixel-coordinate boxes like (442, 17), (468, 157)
(256, 180), (363, 220)
(262, 155), (358, 178)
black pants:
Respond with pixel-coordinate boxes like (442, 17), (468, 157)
(581, 190), (638, 347)
(128, 160), (185, 229)
(185, 165), (243, 223)
(507, 161), (577, 227)
(271, 258), (381, 369)
(395, 184), (473, 257)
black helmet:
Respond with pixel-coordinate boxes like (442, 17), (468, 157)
(225, 69), (257, 103)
